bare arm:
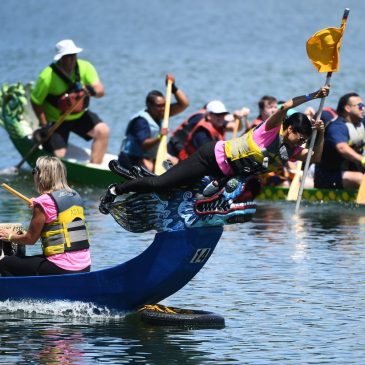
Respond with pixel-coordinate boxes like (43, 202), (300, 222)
(31, 101), (48, 127)
(166, 75), (189, 116)
(295, 120), (325, 163)
(225, 108), (250, 132)
(89, 80), (105, 98)
(0, 205), (45, 245)
(265, 86), (330, 130)
(170, 88), (189, 116)
(142, 135), (163, 151)
(336, 142), (365, 164)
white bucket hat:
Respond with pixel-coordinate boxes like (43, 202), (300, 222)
(54, 39), (83, 61)
(206, 100), (229, 114)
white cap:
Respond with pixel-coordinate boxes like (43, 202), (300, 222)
(206, 100), (228, 114)
(54, 39), (83, 61)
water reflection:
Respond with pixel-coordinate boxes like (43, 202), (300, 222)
(0, 311), (220, 365)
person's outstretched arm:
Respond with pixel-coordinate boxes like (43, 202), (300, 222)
(265, 86), (330, 130)
(168, 75), (189, 116)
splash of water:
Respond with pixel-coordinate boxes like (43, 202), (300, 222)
(0, 299), (127, 319)
(0, 166), (19, 176)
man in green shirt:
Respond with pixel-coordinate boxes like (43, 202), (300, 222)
(31, 39), (109, 164)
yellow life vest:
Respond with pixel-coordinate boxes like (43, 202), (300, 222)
(41, 189), (90, 257)
(224, 125), (294, 175)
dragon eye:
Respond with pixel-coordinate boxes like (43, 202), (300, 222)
(225, 178), (240, 193)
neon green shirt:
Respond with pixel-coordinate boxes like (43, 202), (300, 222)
(31, 59), (99, 121)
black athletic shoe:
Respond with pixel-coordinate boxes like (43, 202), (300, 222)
(99, 185), (117, 215)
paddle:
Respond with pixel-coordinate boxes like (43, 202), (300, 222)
(232, 117), (241, 139)
(356, 175), (365, 205)
(15, 91), (88, 170)
(154, 75), (173, 175)
(294, 8), (350, 214)
(1, 183), (32, 205)
(286, 161), (303, 201)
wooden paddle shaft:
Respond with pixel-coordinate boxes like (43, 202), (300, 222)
(1, 183), (32, 205)
(162, 76), (173, 129)
(15, 92), (88, 170)
(154, 77), (173, 175)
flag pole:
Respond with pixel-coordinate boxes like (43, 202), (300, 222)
(294, 73), (331, 214)
(294, 8), (350, 214)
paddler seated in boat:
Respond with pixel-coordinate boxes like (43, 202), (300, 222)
(118, 74), (189, 172)
(31, 39), (109, 164)
(99, 86), (329, 209)
(172, 101), (248, 161)
(246, 95), (278, 131)
(314, 92), (365, 189)
(0, 156), (91, 276)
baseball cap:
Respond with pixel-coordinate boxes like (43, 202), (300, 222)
(206, 100), (229, 114)
(54, 39), (83, 61)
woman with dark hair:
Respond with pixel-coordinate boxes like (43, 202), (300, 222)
(100, 86), (329, 208)
(0, 156), (91, 276)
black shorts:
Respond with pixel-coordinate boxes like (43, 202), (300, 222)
(314, 167), (343, 189)
(44, 110), (102, 151)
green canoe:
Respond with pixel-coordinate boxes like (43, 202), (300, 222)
(0, 83), (121, 187)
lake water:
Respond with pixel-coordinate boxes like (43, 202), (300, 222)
(0, 0), (364, 364)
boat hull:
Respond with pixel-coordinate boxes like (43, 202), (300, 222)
(0, 227), (223, 313)
(258, 185), (357, 203)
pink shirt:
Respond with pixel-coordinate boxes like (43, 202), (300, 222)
(214, 122), (302, 176)
(33, 193), (91, 271)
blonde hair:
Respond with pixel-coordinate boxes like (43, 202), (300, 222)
(34, 156), (72, 194)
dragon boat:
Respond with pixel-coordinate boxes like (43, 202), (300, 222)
(258, 185), (357, 203)
(0, 165), (259, 313)
(0, 82), (120, 187)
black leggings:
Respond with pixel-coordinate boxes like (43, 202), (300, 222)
(116, 141), (226, 194)
(0, 254), (90, 276)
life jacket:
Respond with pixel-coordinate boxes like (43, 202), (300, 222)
(346, 121), (365, 153)
(168, 109), (206, 156)
(179, 119), (226, 160)
(224, 125), (295, 176)
(323, 107), (337, 120)
(40, 189), (90, 257)
(340, 120), (365, 172)
(120, 110), (160, 159)
(46, 61), (89, 114)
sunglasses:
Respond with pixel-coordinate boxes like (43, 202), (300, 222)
(349, 102), (365, 110)
(32, 167), (40, 176)
(291, 128), (308, 144)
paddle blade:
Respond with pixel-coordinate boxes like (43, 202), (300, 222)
(154, 135), (168, 175)
(286, 162), (302, 201)
(356, 175), (365, 205)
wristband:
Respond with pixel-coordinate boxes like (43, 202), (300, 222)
(157, 134), (162, 139)
(305, 94), (311, 101)
(172, 84), (178, 93)
(8, 234), (13, 242)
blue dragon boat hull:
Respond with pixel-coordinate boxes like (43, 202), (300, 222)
(0, 227), (223, 313)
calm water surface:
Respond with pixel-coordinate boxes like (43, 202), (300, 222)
(0, 0), (364, 364)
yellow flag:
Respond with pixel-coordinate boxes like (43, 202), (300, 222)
(306, 25), (344, 72)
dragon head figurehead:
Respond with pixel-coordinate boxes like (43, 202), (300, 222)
(102, 160), (261, 233)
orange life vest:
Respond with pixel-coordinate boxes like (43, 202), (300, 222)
(178, 119), (226, 160)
